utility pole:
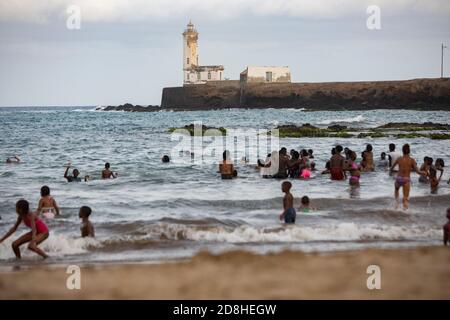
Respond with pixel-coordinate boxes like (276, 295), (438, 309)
(442, 43), (447, 78)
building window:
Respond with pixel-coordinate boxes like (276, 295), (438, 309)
(197, 73), (201, 80)
(208, 71), (211, 80)
(187, 58), (190, 65)
(266, 71), (273, 82)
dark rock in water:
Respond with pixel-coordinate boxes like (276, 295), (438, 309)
(102, 103), (160, 112)
(327, 124), (348, 131)
(376, 122), (450, 131)
(168, 124), (227, 136)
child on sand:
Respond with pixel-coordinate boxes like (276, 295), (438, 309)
(390, 144), (427, 210)
(102, 162), (117, 179)
(79, 206), (95, 238)
(37, 186), (60, 218)
(279, 181), (296, 224)
(444, 208), (450, 246)
(0, 200), (49, 259)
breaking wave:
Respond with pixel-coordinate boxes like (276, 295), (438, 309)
(317, 115), (366, 125)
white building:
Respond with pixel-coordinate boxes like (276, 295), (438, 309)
(240, 66), (291, 83)
(183, 21), (224, 85)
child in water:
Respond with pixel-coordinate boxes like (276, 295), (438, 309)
(279, 181), (296, 224)
(37, 185), (60, 219)
(0, 199), (49, 259)
(79, 206), (95, 238)
(299, 196), (315, 213)
(443, 208), (450, 246)
(102, 162), (117, 179)
(429, 166), (441, 194)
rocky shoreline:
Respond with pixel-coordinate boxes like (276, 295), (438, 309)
(274, 122), (450, 139)
(102, 78), (450, 112)
(166, 122), (450, 139)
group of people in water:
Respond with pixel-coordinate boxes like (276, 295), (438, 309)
(0, 161), (115, 260)
(272, 144), (450, 245)
(217, 142), (449, 244)
(1, 141), (449, 260)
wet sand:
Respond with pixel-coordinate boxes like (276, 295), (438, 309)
(0, 247), (449, 299)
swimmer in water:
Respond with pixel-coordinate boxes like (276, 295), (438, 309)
(299, 196), (315, 213)
(102, 162), (117, 179)
(79, 206), (95, 238)
(219, 150), (237, 179)
(37, 185), (60, 218)
(64, 163), (82, 182)
(6, 155), (20, 163)
(0, 200), (49, 259)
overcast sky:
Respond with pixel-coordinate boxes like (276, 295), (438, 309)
(0, 0), (449, 106)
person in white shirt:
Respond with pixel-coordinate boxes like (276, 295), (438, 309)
(388, 143), (402, 172)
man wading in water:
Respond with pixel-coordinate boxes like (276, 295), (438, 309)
(390, 144), (427, 210)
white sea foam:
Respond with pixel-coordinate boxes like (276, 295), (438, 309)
(143, 222), (441, 243)
(0, 233), (100, 260)
(317, 115), (366, 125)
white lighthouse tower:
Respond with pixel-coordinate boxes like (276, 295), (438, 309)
(182, 21), (224, 85)
(183, 21), (199, 72)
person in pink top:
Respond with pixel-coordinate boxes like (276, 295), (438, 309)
(0, 199), (49, 259)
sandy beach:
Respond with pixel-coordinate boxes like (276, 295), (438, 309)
(1, 246), (449, 300)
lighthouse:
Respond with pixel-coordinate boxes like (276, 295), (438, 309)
(182, 21), (224, 85)
(183, 21), (199, 71)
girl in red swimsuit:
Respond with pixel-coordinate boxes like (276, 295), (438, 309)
(0, 199), (49, 259)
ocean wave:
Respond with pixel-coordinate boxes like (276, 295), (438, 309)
(0, 233), (99, 260)
(317, 115), (366, 125)
(164, 223), (440, 243)
(94, 222), (441, 246)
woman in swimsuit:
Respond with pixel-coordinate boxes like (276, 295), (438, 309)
(330, 145), (346, 180)
(361, 144), (375, 172)
(37, 185), (60, 218)
(346, 151), (361, 187)
(0, 199), (49, 259)
(418, 157), (432, 183)
(390, 144), (427, 210)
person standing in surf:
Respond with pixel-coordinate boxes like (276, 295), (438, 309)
(279, 181), (296, 224)
(37, 185), (60, 218)
(329, 145), (346, 180)
(390, 144), (427, 210)
(347, 151), (361, 187)
(387, 143), (401, 174)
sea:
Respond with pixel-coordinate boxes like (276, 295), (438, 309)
(0, 106), (449, 266)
